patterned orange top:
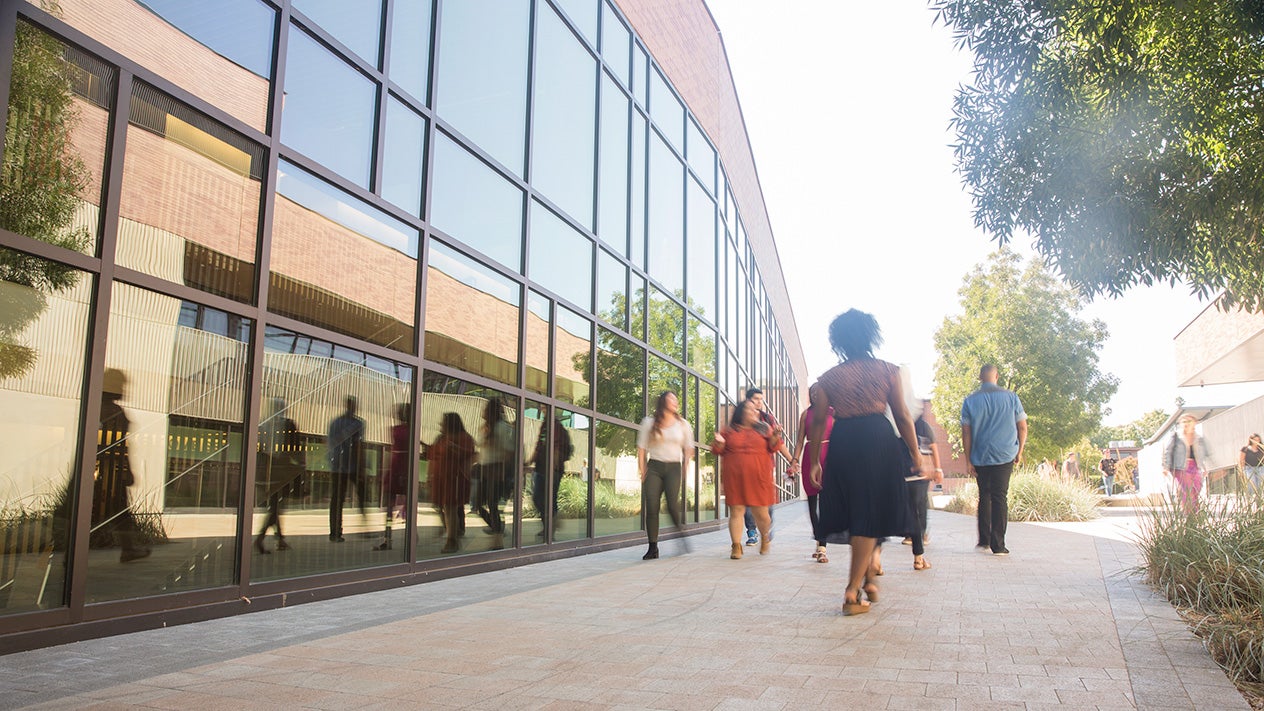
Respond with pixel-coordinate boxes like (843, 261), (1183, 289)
(811, 358), (900, 419)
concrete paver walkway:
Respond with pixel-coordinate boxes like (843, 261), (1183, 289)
(0, 507), (1249, 710)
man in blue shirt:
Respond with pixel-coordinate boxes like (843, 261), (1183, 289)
(961, 365), (1028, 556)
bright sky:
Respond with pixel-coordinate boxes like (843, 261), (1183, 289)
(706, 1), (1264, 426)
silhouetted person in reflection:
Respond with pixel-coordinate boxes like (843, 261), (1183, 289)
(479, 397), (514, 550)
(428, 412), (477, 553)
(94, 368), (150, 562)
(530, 416), (573, 539)
(255, 397), (302, 554)
(375, 403), (412, 551)
(327, 396), (365, 542)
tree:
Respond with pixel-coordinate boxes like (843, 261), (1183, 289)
(932, 250), (1119, 463)
(1092, 408), (1170, 449)
(934, 0), (1264, 310)
(0, 12), (91, 378)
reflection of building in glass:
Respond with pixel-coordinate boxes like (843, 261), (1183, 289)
(0, 0), (806, 646)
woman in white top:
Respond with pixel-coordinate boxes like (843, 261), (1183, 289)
(637, 391), (695, 560)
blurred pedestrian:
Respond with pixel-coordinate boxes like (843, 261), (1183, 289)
(1164, 414), (1211, 515)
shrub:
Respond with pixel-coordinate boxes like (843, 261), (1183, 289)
(943, 471), (1100, 522)
(1134, 492), (1264, 698)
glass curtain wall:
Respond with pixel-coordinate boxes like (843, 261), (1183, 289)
(0, 0), (801, 625)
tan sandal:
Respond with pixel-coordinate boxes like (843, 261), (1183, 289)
(842, 589), (870, 616)
(914, 557), (932, 571)
(817, 548), (829, 564)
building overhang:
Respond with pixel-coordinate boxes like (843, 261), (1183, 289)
(1173, 302), (1264, 387)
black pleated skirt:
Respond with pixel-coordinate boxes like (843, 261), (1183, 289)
(817, 413), (911, 543)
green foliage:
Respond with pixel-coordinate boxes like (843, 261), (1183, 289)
(1092, 408), (1169, 449)
(932, 250), (1118, 462)
(933, 0), (1264, 311)
(523, 476), (641, 519)
(944, 470), (1101, 522)
(1134, 492), (1264, 694)
(0, 17), (89, 378)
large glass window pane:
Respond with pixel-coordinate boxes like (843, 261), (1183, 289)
(555, 306), (591, 408)
(593, 420), (639, 537)
(685, 176), (716, 321)
(689, 315), (717, 381)
(87, 286), (250, 602)
(0, 251), (90, 615)
(595, 248), (626, 332)
(430, 134), (525, 272)
(647, 354), (682, 418)
(629, 273), (646, 342)
(600, 3), (630, 87)
(632, 44), (649, 106)
(528, 202), (592, 311)
(281, 26), (377, 187)
(292, 0), (383, 66)
(556, 408), (589, 542)
(60, 0), (271, 131)
(594, 327), (642, 423)
(696, 448), (716, 522)
(648, 285), (683, 362)
(531, 4), (596, 229)
(424, 241), (521, 387)
(647, 133), (683, 294)
(552, 0), (598, 47)
(252, 326), (412, 580)
(629, 112), (646, 267)
(649, 67), (684, 150)
(597, 75), (628, 252)
(381, 97), (427, 216)
(139, 0), (274, 77)
(118, 83), (263, 304)
(525, 291), (550, 396)
(687, 117), (716, 195)
(434, 0), (530, 175)
(2, 27), (113, 256)
(698, 380), (717, 448)
(388, 0), (433, 102)
(418, 375), (517, 558)
(270, 161), (419, 352)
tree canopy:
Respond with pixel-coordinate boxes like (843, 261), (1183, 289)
(933, 250), (1119, 462)
(1092, 408), (1170, 449)
(934, 0), (1264, 310)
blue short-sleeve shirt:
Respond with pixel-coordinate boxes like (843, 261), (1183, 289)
(961, 383), (1027, 466)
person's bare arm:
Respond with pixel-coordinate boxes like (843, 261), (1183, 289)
(929, 442), (943, 484)
(808, 385), (829, 487)
(962, 424), (975, 476)
(637, 446), (647, 482)
(1015, 419), (1028, 465)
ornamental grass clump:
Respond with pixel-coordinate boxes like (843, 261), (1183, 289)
(1135, 491), (1264, 696)
(944, 471), (1100, 522)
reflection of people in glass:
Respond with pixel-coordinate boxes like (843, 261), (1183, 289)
(255, 398), (301, 555)
(327, 396), (365, 542)
(637, 392), (693, 560)
(428, 412), (477, 554)
(94, 368), (150, 562)
(478, 397), (514, 550)
(530, 416), (573, 540)
(375, 403), (411, 551)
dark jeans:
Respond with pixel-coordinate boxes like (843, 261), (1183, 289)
(806, 494), (823, 546)
(743, 506), (773, 533)
(906, 479), (929, 556)
(329, 470), (365, 537)
(976, 462), (1015, 552)
(532, 465), (563, 531)
(643, 459), (684, 544)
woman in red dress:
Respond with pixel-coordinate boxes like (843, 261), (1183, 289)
(713, 400), (782, 559)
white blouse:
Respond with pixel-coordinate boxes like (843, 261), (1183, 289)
(636, 417), (694, 463)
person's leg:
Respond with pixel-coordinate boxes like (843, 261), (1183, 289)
(975, 468), (993, 548)
(329, 471), (347, 539)
(908, 480), (927, 560)
(662, 462), (685, 531)
(753, 506), (772, 553)
(728, 504), (746, 558)
(806, 494), (823, 546)
(532, 466), (548, 535)
(845, 535), (876, 612)
(642, 462), (665, 545)
(1248, 466), (1264, 492)
(551, 468), (564, 531)
(918, 481), (930, 540)
(982, 463), (1014, 552)
(743, 508), (757, 544)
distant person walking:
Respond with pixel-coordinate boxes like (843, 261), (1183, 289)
(961, 364), (1028, 557)
(1240, 434), (1263, 492)
(1164, 415), (1211, 514)
(637, 391), (694, 560)
(714, 400), (780, 559)
(1099, 457), (1117, 497)
(792, 404), (834, 563)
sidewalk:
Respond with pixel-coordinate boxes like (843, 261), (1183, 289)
(0, 506), (1248, 710)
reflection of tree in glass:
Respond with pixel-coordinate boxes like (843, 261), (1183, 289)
(0, 16), (90, 378)
(574, 287), (715, 455)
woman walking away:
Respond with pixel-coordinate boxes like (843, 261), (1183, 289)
(637, 391), (694, 560)
(808, 309), (926, 616)
(1164, 414), (1212, 514)
(714, 400), (781, 559)
(1240, 434), (1263, 492)
(792, 404), (834, 563)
